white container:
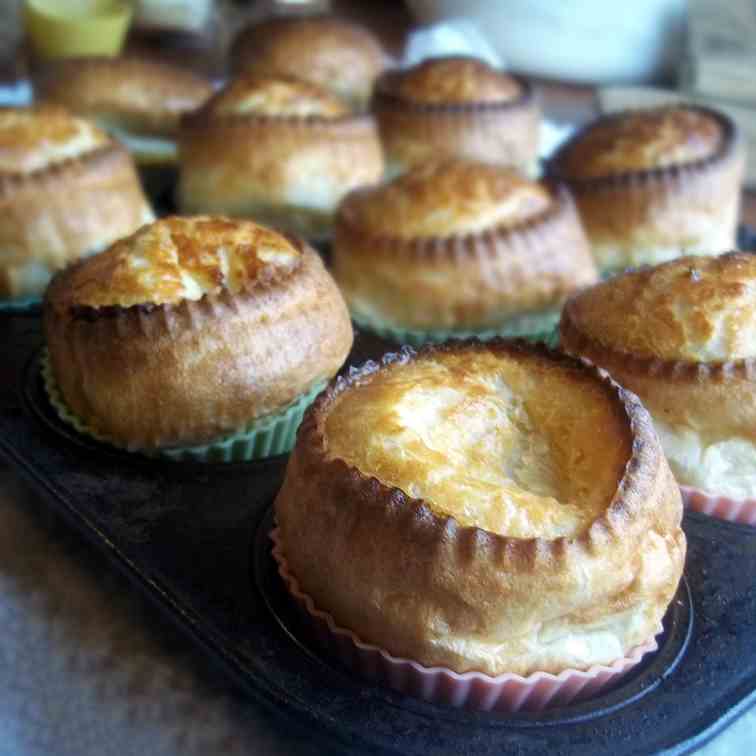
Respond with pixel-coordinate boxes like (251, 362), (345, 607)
(406, 0), (686, 84)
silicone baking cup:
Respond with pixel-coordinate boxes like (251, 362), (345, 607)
(270, 529), (661, 713)
(0, 295), (41, 313)
(351, 310), (561, 348)
(681, 486), (756, 527)
(41, 350), (325, 463)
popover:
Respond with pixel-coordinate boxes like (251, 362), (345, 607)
(332, 159), (596, 341)
(561, 252), (756, 520)
(547, 106), (744, 273)
(178, 74), (384, 240)
(0, 105), (153, 300)
(373, 56), (539, 176)
(275, 340), (686, 676)
(44, 216), (353, 454)
(34, 57), (213, 166)
(230, 15), (388, 109)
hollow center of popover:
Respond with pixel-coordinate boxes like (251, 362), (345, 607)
(208, 74), (350, 119)
(393, 56), (521, 105)
(567, 252), (756, 362)
(558, 107), (722, 179)
(344, 159), (551, 239)
(325, 350), (631, 539)
(0, 105), (110, 174)
(65, 216), (301, 308)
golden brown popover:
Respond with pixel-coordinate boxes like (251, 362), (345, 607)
(561, 252), (756, 501)
(372, 56), (539, 176)
(44, 216), (353, 450)
(178, 73), (384, 240)
(230, 15), (388, 109)
(34, 57), (213, 165)
(332, 159), (596, 334)
(547, 106), (744, 272)
(275, 340), (686, 676)
(0, 105), (153, 299)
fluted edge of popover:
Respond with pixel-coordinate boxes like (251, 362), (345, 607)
(275, 339), (685, 675)
(44, 242), (353, 449)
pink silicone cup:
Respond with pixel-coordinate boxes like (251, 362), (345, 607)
(681, 486), (756, 526)
(270, 528), (661, 713)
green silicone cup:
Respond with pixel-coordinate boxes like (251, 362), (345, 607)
(0, 294), (42, 313)
(41, 350), (325, 463)
(351, 310), (561, 349)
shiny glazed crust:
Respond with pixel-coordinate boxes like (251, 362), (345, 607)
(332, 177), (597, 329)
(547, 106), (745, 271)
(0, 140), (152, 299)
(560, 254), (756, 488)
(230, 16), (387, 107)
(43, 233), (353, 449)
(275, 341), (685, 676)
(373, 63), (539, 173)
(34, 57), (213, 138)
(178, 101), (384, 239)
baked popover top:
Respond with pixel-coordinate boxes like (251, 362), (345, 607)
(563, 252), (756, 363)
(339, 159), (552, 239)
(325, 346), (632, 539)
(553, 106), (724, 180)
(59, 216), (302, 309)
(0, 105), (110, 174)
(199, 74), (350, 120)
(387, 56), (521, 105)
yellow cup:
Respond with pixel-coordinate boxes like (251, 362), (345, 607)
(25, 0), (133, 59)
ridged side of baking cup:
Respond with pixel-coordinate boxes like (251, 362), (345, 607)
(0, 294), (41, 313)
(270, 528), (660, 713)
(681, 485), (756, 526)
(351, 310), (561, 349)
(41, 350), (325, 462)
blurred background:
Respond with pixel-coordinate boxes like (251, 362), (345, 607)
(2, 0), (755, 188)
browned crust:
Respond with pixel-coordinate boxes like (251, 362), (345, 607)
(0, 141), (152, 298)
(546, 106), (738, 191)
(545, 107), (744, 270)
(274, 339), (685, 675)
(33, 57), (214, 137)
(178, 111), (384, 237)
(230, 15), (387, 106)
(43, 244), (354, 449)
(181, 94), (376, 131)
(332, 182), (597, 329)
(372, 74), (539, 171)
(560, 292), (756, 437)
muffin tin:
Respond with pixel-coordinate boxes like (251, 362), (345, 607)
(0, 308), (754, 755)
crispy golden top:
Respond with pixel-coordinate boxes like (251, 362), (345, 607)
(0, 105), (110, 174)
(566, 253), (756, 362)
(341, 159), (551, 238)
(557, 107), (722, 179)
(36, 58), (213, 128)
(64, 216), (302, 308)
(325, 349), (630, 539)
(391, 56), (521, 105)
(203, 74), (350, 119)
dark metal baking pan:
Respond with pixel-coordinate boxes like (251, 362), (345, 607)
(0, 311), (754, 755)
